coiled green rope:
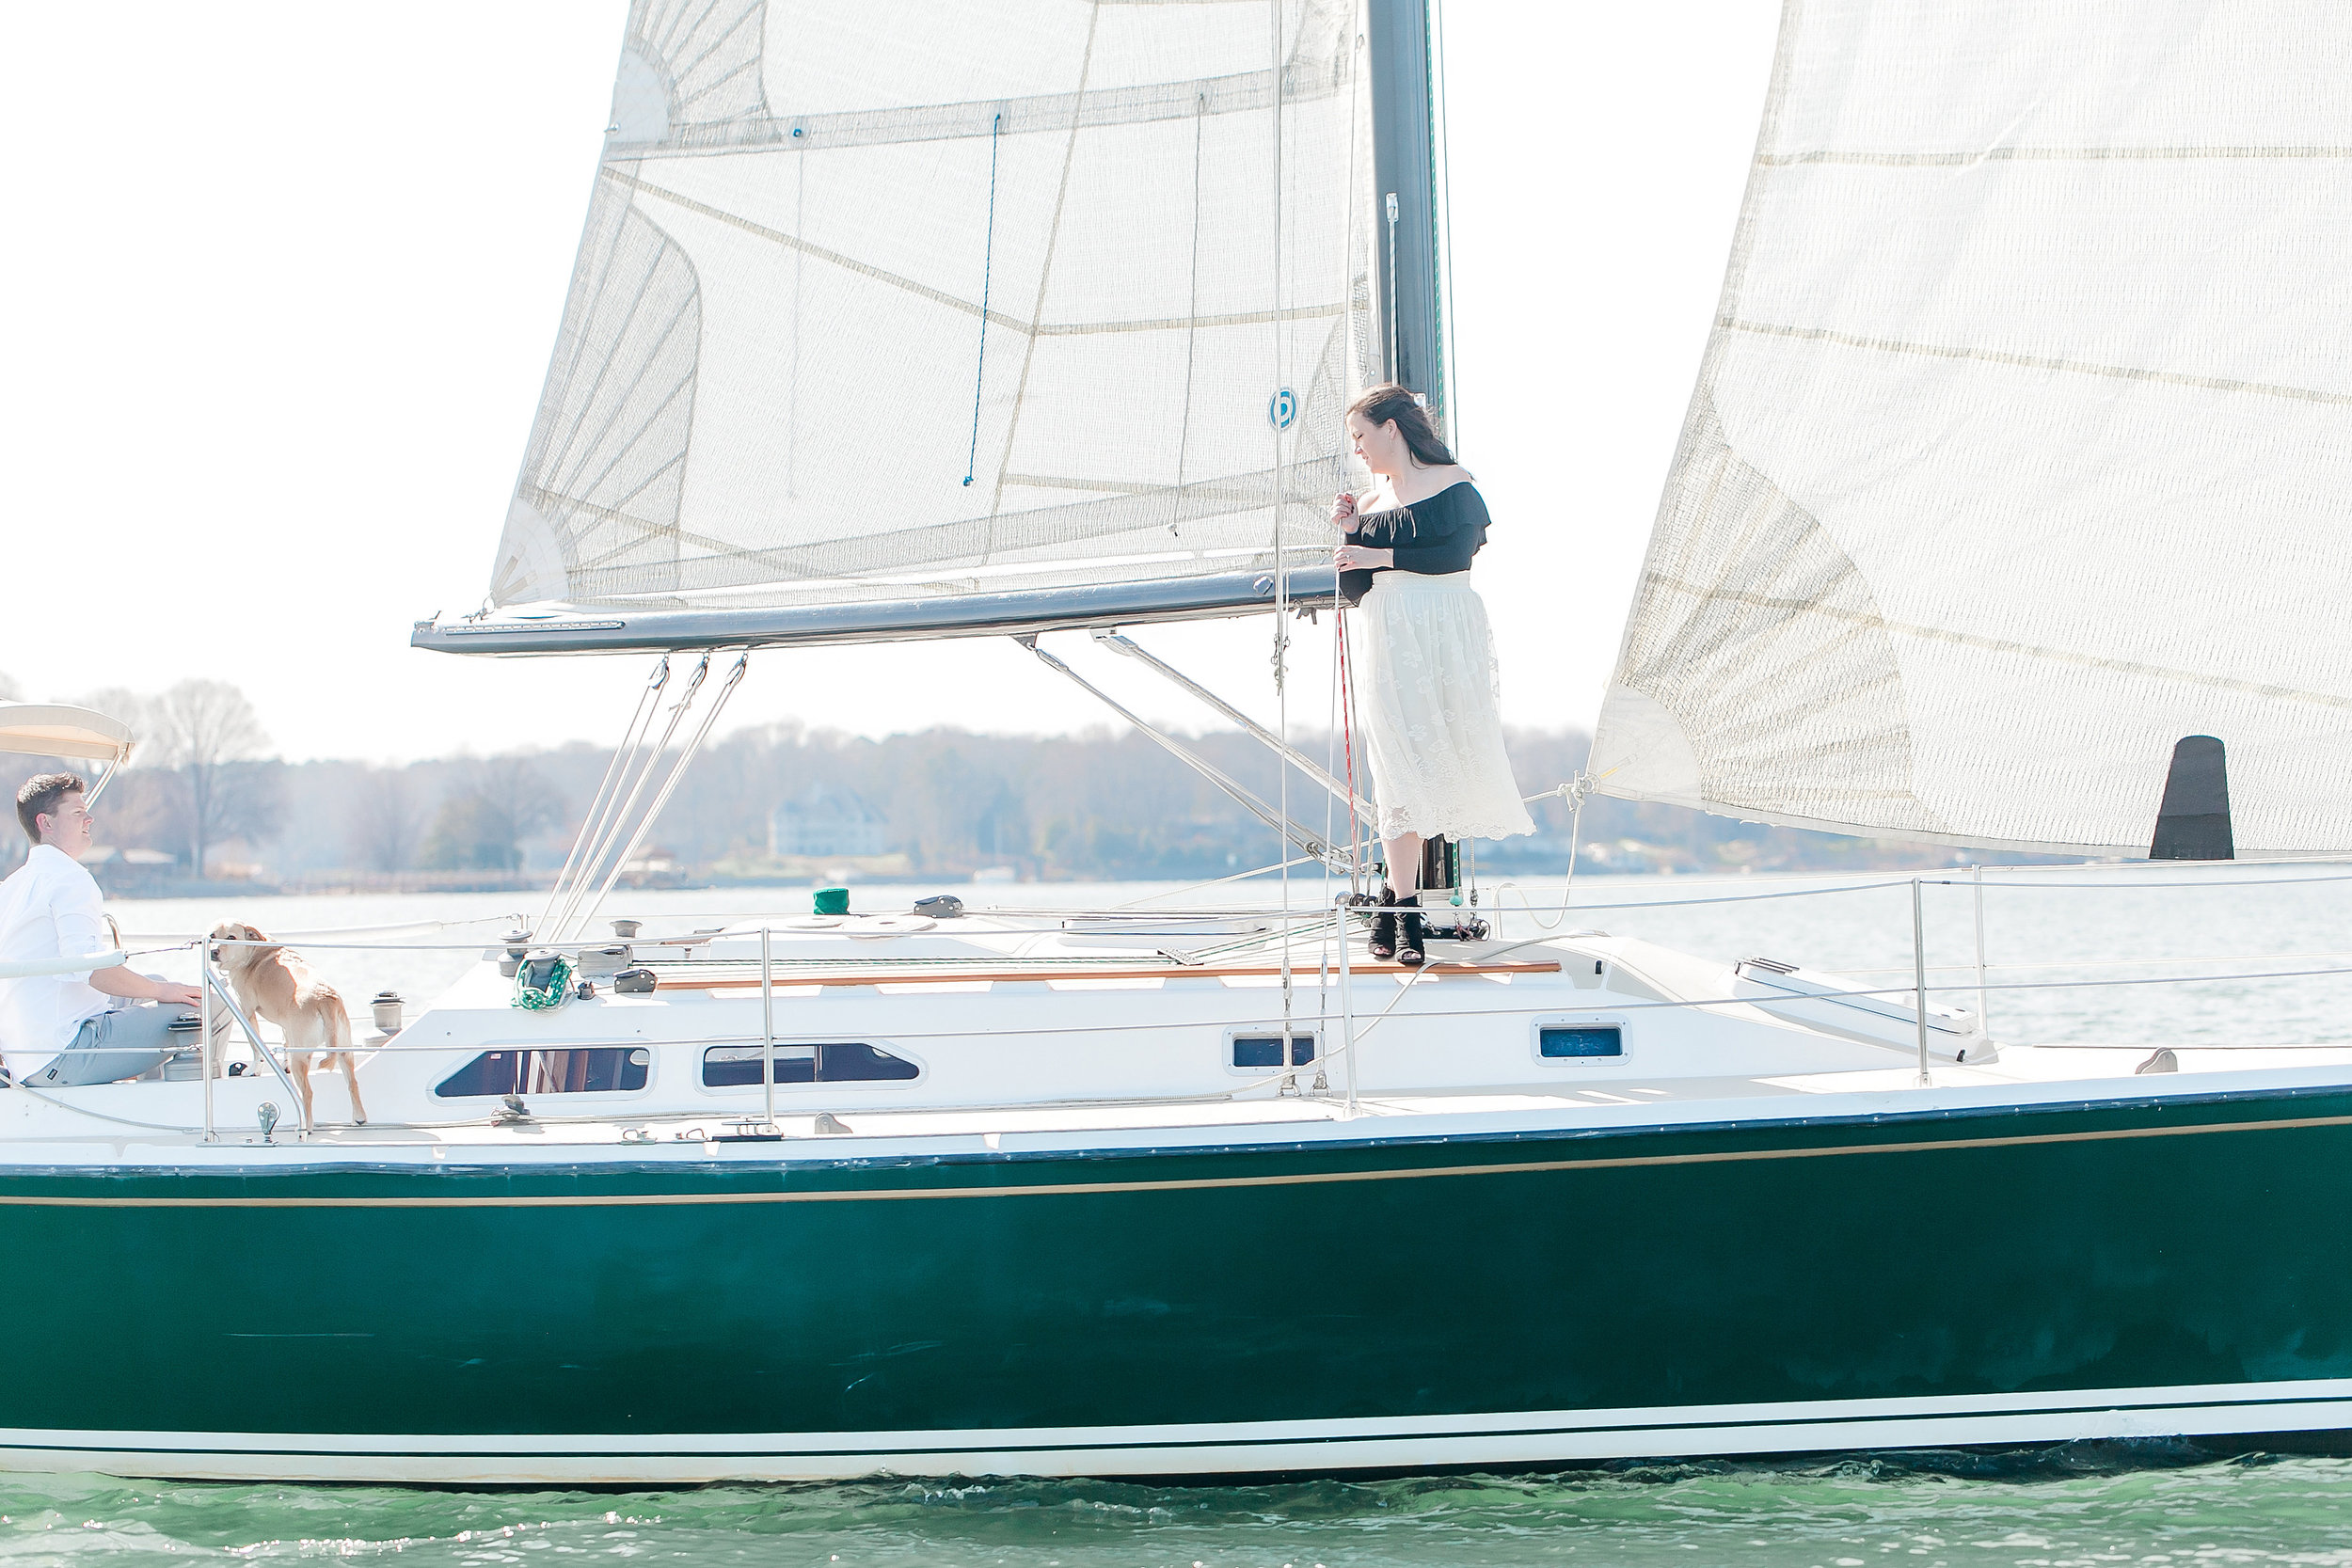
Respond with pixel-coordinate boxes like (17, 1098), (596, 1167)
(514, 954), (575, 1010)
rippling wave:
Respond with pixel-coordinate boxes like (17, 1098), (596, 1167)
(6, 1445), (2351, 1568)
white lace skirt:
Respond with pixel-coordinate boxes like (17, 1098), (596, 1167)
(1357, 571), (1537, 843)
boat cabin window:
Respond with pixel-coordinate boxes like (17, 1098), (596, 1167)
(701, 1042), (920, 1087)
(1539, 1025), (1623, 1059)
(436, 1047), (651, 1098)
(1232, 1033), (1315, 1069)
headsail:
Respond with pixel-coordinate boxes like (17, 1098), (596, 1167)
(454, 0), (1375, 644)
(1593, 0), (2352, 855)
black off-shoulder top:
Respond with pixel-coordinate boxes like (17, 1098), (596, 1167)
(1338, 481), (1491, 606)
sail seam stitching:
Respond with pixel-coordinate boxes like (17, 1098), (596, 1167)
(988, 0), (1108, 527)
(1642, 571), (2352, 710)
(548, 297), (699, 503)
(1723, 316), (2352, 407)
(536, 210), (671, 520)
(1760, 144), (2352, 166)
(602, 168), (1340, 338)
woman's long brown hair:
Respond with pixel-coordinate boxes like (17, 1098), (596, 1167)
(1345, 383), (1456, 467)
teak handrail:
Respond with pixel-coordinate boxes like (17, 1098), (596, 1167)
(660, 959), (1561, 991)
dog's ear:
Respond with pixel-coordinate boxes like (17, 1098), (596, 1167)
(242, 923), (266, 942)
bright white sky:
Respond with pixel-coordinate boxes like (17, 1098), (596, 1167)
(2, 3), (1777, 764)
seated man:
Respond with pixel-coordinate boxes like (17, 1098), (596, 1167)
(0, 772), (203, 1086)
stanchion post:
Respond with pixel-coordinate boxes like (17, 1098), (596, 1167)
(1972, 863), (1991, 1037)
(199, 939), (215, 1142)
(1913, 878), (1931, 1088)
(1335, 898), (1359, 1117)
(761, 927), (776, 1132)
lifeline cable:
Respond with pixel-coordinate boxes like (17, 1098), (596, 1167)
(1269, 0), (1296, 1077)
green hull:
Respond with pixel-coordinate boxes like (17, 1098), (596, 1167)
(7, 1085), (2352, 1479)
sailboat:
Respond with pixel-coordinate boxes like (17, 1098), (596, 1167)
(7, 0), (2352, 1483)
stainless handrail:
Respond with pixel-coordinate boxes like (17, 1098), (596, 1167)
(200, 957), (314, 1138)
(199, 944), (215, 1142)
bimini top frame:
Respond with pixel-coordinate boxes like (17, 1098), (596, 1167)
(0, 702), (136, 806)
(410, 568), (1342, 658)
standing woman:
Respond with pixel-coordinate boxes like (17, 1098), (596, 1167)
(1331, 384), (1534, 964)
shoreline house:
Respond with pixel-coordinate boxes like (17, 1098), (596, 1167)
(768, 786), (890, 862)
(82, 845), (181, 894)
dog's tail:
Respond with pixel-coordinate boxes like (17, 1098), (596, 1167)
(327, 993), (352, 1054)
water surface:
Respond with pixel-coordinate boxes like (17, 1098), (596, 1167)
(8, 1449), (2352, 1568)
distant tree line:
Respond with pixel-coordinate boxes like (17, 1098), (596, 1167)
(0, 674), (572, 882)
(2, 671), (1972, 885)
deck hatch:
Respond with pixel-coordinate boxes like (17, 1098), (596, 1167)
(1539, 1025), (1624, 1059)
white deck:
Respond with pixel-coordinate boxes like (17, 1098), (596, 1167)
(5, 911), (2347, 1168)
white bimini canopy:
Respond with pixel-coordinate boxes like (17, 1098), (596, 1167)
(0, 704), (135, 768)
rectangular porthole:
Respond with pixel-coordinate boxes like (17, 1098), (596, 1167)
(1539, 1025), (1623, 1059)
(1232, 1033), (1316, 1069)
(701, 1042), (919, 1087)
(436, 1047), (650, 1098)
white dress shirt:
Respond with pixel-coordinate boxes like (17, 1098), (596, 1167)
(0, 845), (113, 1078)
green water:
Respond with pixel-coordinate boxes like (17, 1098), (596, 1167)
(8, 1449), (2352, 1568)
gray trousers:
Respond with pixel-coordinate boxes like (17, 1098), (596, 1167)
(21, 1004), (199, 1087)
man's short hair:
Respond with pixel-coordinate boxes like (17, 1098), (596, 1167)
(16, 773), (87, 845)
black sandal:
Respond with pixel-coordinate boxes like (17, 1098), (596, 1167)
(1367, 886), (1399, 960)
(1396, 895), (1427, 968)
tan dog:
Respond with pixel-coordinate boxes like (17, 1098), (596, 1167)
(208, 921), (369, 1126)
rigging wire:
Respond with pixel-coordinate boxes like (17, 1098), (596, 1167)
(146, 874), (1953, 958)
(112, 914), (523, 943)
(1337, 604), (1364, 894)
(546, 653), (711, 942)
(1115, 853), (1327, 907)
(538, 656), (670, 937)
(564, 652), (752, 942)
(1269, 0), (1297, 1074)
(1491, 775), (1594, 931)
(961, 111), (1004, 487)
(1429, 0), (1458, 444)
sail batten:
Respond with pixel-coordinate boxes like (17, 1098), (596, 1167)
(615, 64), (1341, 158)
(1594, 0), (2352, 856)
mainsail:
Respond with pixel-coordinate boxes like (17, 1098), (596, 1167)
(1592, 0), (2352, 855)
(474, 0), (1375, 631)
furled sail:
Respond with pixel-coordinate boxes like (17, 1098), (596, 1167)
(481, 0), (1375, 629)
(1591, 0), (2352, 855)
